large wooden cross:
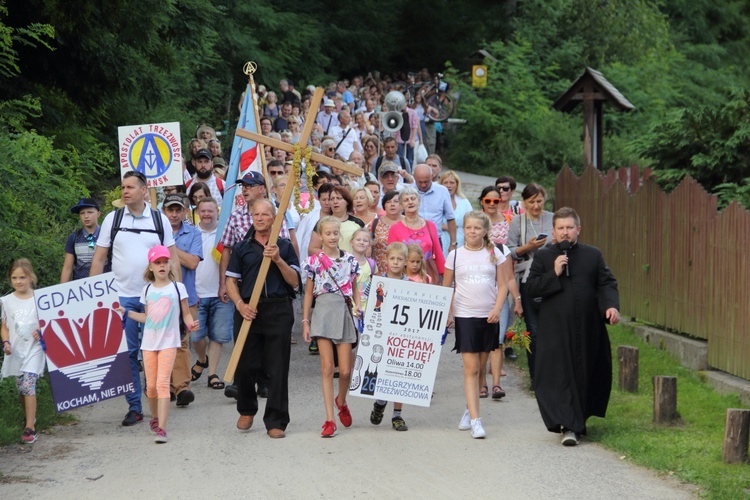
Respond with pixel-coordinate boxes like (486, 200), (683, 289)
(224, 85), (363, 382)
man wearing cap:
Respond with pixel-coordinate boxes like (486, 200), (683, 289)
(61, 198), (106, 282)
(90, 170), (179, 427)
(163, 194), (203, 407)
(378, 161), (414, 203)
(218, 171), (296, 303)
(226, 198), (301, 438)
(186, 148), (224, 204)
(316, 99), (339, 136)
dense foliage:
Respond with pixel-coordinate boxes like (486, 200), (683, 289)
(2, 0), (750, 290)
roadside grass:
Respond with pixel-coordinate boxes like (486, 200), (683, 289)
(509, 323), (749, 499)
(0, 374), (74, 447)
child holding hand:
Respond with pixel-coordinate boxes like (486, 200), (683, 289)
(118, 246), (198, 443)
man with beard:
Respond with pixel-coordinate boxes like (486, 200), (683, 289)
(525, 207), (620, 447)
(186, 148), (224, 204)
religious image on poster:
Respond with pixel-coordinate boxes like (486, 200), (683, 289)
(349, 277), (452, 407)
(35, 273), (134, 413)
(118, 122), (182, 188)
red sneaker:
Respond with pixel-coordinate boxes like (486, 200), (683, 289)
(321, 420), (337, 438)
(21, 428), (37, 444)
(149, 418), (159, 435)
(335, 397), (353, 427)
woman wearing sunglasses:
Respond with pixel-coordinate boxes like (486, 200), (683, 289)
(477, 187), (523, 400)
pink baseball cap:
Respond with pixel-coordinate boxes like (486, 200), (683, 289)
(148, 245), (171, 263)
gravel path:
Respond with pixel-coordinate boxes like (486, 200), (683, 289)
(0, 334), (693, 499)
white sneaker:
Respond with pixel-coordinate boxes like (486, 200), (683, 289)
(470, 418), (486, 439)
(458, 409), (471, 431)
(561, 430), (578, 446)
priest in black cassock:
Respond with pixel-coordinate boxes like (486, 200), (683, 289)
(525, 207), (620, 447)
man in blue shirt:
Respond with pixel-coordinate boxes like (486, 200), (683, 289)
(163, 194), (203, 407)
(413, 164), (456, 254)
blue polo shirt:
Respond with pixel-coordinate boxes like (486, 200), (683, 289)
(418, 182), (455, 240)
(173, 222), (203, 306)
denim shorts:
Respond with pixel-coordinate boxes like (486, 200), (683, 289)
(191, 297), (234, 344)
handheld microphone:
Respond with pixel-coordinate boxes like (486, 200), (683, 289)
(559, 240), (571, 277)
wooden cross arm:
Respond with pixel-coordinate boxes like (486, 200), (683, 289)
(235, 128), (363, 177)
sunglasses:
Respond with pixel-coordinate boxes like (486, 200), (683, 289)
(497, 186), (512, 192)
(124, 170), (147, 183)
(86, 234), (96, 249)
(482, 198), (501, 205)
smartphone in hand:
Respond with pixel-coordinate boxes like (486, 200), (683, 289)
(535, 233), (548, 241)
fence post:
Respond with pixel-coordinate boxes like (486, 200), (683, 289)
(618, 346), (639, 392)
(652, 376), (677, 423)
(723, 408), (750, 464)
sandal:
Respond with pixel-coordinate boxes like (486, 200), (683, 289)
(207, 374), (225, 390)
(191, 355), (209, 381)
(492, 385), (506, 400)
(479, 385), (489, 398)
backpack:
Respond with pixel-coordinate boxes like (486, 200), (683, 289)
(145, 281), (187, 339)
(399, 111), (411, 142)
(108, 207), (165, 262)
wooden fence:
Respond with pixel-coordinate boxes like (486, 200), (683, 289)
(555, 165), (750, 380)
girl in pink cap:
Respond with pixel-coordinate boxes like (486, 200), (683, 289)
(117, 245), (198, 443)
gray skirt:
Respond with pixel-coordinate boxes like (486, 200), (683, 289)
(311, 293), (357, 344)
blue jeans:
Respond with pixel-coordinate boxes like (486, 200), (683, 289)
(191, 297), (234, 344)
(120, 296), (144, 413)
(397, 142), (414, 166)
(498, 296), (511, 343)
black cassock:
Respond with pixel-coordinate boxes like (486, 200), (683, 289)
(525, 242), (619, 435)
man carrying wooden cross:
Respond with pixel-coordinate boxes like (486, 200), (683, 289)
(222, 86), (363, 436)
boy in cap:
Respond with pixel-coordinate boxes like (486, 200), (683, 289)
(61, 198), (107, 282)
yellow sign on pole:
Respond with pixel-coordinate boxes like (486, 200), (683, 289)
(472, 65), (488, 88)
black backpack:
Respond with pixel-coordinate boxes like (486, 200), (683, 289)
(399, 111), (411, 142)
(108, 207), (165, 257)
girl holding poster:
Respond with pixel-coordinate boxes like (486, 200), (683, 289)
(118, 246), (198, 444)
(1, 258), (45, 444)
(302, 217), (361, 438)
(443, 212), (508, 439)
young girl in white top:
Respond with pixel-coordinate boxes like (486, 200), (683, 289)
(302, 217), (361, 438)
(118, 246), (198, 443)
(1, 258), (45, 444)
(444, 211), (508, 439)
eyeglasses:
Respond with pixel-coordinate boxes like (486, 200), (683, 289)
(124, 170), (147, 183)
(86, 234), (96, 249)
(327, 147), (335, 152)
(497, 186), (512, 192)
(482, 198), (501, 205)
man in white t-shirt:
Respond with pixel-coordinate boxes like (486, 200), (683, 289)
(90, 170), (179, 427)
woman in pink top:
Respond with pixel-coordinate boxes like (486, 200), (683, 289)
(387, 186), (445, 283)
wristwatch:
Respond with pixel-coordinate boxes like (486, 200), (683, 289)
(450, 242), (457, 247)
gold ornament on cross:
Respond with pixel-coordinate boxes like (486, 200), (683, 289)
(243, 61), (257, 76)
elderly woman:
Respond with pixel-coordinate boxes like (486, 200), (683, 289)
(387, 185), (445, 283)
(440, 170), (473, 257)
(507, 183), (554, 385)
